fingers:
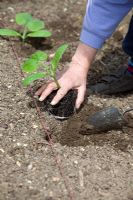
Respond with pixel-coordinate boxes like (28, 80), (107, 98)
(75, 86), (86, 109)
(35, 85), (47, 96)
(38, 82), (57, 101)
(35, 83), (86, 109)
(34, 78), (71, 104)
(35, 80), (53, 96)
(51, 87), (70, 105)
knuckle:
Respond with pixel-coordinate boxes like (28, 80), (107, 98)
(48, 82), (55, 89)
(57, 90), (65, 96)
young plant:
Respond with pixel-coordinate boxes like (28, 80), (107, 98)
(22, 44), (69, 88)
(0, 12), (52, 41)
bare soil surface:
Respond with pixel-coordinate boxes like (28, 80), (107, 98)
(0, 1), (133, 200)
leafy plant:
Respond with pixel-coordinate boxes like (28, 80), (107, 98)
(22, 44), (69, 88)
(0, 12), (52, 41)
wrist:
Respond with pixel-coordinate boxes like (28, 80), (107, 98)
(72, 42), (97, 70)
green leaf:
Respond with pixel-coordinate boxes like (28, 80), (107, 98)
(27, 19), (44, 32)
(0, 29), (20, 37)
(27, 30), (52, 38)
(16, 12), (32, 25)
(51, 44), (68, 72)
(31, 51), (48, 62)
(22, 72), (46, 86)
(22, 59), (39, 72)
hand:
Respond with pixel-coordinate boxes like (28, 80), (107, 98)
(35, 42), (97, 109)
(35, 60), (88, 109)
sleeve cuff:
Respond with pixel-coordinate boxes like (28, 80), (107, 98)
(80, 28), (105, 49)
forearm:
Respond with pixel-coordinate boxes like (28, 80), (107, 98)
(80, 0), (133, 49)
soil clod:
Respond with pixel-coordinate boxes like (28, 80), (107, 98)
(42, 89), (77, 120)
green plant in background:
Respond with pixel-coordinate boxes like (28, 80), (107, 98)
(22, 44), (68, 88)
(0, 12), (52, 41)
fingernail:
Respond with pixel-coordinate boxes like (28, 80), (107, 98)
(39, 97), (43, 101)
(34, 95), (39, 99)
(51, 101), (56, 105)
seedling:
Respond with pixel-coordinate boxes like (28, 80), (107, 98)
(22, 44), (68, 88)
(0, 12), (52, 41)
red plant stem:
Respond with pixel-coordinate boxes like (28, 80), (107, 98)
(1, 19), (75, 200)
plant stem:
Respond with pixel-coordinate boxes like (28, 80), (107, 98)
(22, 26), (27, 42)
(53, 76), (60, 89)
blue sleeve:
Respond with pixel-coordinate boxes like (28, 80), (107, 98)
(80, 0), (133, 49)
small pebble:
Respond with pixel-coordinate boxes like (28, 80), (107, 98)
(52, 177), (60, 182)
(21, 133), (27, 136)
(64, 8), (68, 12)
(28, 163), (33, 170)
(45, 174), (48, 178)
(20, 112), (25, 115)
(16, 161), (21, 167)
(80, 147), (85, 152)
(7, 7), (14, 12)
(49, 53), (55, 58)
(16, 143), (21, 146)
(27, 180), (32, 184)
(0, 148), (5, 153)
(7, 85), (12, 89)
(32, 124), (38, 129)
(10, 19), (14, 22)
(23, 144), (28, 147)
(10, 123), (14, 130)
(74, 160), (78, 165)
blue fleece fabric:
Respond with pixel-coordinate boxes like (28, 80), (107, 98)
(80, 0), (133, 49)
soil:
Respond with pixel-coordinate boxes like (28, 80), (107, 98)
(0, 1), (133, 200)
(41, 89), (77, 119)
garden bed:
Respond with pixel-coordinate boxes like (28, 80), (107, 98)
(0, 1), (133, 200)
